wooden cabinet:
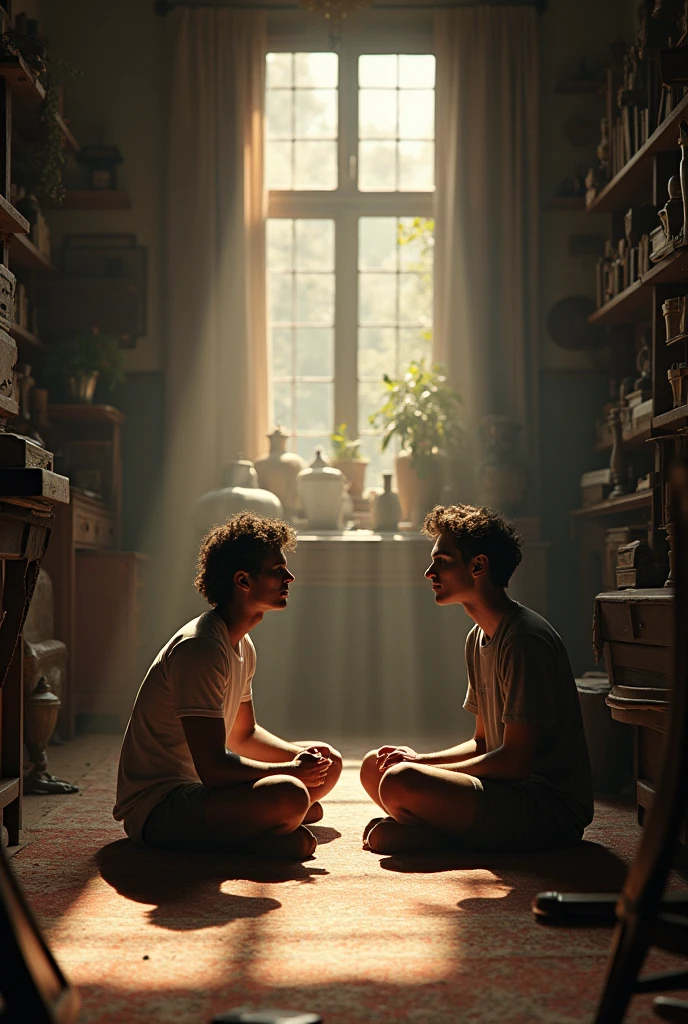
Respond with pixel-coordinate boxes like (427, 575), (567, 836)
(595, 589), (672, 825)
(73, 551), (149, 729)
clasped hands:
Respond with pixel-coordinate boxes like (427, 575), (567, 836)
(287, 744), (334, 788)
(376, 745), (420, 771)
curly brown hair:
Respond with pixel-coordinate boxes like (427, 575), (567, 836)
(194, 511), (297, 607)
(422, 504), (523, 587)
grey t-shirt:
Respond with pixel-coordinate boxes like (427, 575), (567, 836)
(464, 602), (593, 830)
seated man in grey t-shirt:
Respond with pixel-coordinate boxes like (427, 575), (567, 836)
(114, 512), (342, 860)
(360, 504), (593, 855)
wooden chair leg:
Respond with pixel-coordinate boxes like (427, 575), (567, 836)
(654, 997), (688, 1022)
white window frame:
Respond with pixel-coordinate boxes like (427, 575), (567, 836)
(267, 32), (435, 447)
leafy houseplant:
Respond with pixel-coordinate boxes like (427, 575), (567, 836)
(369, 360), (464, 524)
(43, 328), (126, 404)
(330, 423), (368, 499)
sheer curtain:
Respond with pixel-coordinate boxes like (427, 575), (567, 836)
(433, 6), (539, 491)
(156, 7), (268, 635)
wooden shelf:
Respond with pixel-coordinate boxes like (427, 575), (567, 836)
(0, 776), (19, 811)
(586, 93), (688, 214)
(48, 404), (126, 426)
(8, 322), (42, 349)
(0, 55), (79, 152)
(653, 404), (688, 429)
(642, 245), (688, 285)
(589, 279), (650, 324)
(545, 196), (586, 211)
(42, 190), (131, 211)
(596, 423), (652, 451)
(571, 490), (653, 519)
(8, 233), (54, 273)
(0, 193), (28, 236)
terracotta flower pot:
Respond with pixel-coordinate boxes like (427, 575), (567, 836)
(394, 450), (443, 528)
(332, 458), (368, 499)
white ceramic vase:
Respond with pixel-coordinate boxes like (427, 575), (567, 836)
(195, 456), (284, 536)
(254, 428), (307, 519)
(297, 449), (346, 530)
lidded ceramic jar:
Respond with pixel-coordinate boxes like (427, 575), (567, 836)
(297, 449), (346, 530)
(254, 428), (307, 520)
(194, 455), (284, 536)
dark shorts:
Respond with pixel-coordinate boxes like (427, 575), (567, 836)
(459, 777), (585, 852)
(141, 783), (232, 853)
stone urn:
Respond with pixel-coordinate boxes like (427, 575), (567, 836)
(476, 415), (527, 515)
(372, 473), (401, 532)
(195, 455), (284, 536)
(297, 449), (346, 530)
(254, 427), (307, 520)
(394, 450), (444, 528)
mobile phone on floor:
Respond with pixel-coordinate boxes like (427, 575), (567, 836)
(212, 1010), (322, 1024)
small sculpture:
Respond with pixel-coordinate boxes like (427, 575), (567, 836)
(658, 175), (684, 242)
(679, 120), (688, 244)
(609, 407), (632, 499)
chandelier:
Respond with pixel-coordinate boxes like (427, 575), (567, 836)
(300, 0), (373, 22)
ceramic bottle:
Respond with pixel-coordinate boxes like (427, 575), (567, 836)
(372, 473), (401, 532)
(254, 428), (307, 520)
(297, 449), (346, 530)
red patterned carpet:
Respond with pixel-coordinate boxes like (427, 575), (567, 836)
(10, 736), (687, 1024)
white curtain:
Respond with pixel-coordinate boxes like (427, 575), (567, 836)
(155, 7), (268, 636)
(433, 6), (539, 480)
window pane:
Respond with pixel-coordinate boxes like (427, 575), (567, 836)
(359, 140), (396, 192)
(399, 272), (429, 323)
(359, 380), (388, 427)
(266, 89), (293, 138)
(267, 220), (293, 271)
(356, 434), (394, 491)
(359, 217), (397, 270)
(296, 435), (332, 463)
(267, 52), (292, 88)
(359, 54), (397, 87)
(266, 141), (292, 190)
(359, 89), (397, 139)
(358, 326), (395, 379)
(269, 273), (293, 323)
(295, 89), (337, 139)
(296, 327), (333, 377)
(295, 219), (334, 271)
(296, 273), (335, 324)
(295, 382), (333, 432)
(294, 140), (337, 189)
(272, 327), (292, 378)
(399, 54), (435, 88)
(399, 90), (434, 140)
(295, 51), (338, 88)
(274, 382), (293, 431)
(398, 141), (434, 191)
(359, 273), (396, 323)
(399, 326), (429, 367)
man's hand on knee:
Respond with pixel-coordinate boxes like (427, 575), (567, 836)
(376, 745), (419, 772)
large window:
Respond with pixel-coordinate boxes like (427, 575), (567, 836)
(266, 44), (435, 480)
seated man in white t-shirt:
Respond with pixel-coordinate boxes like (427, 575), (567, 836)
(114, 512), (342, 860)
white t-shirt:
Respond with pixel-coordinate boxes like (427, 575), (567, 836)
(113, 610), (255, 842)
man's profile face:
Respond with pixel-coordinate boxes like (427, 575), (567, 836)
(424, 531), (476, 605)
(245, 547), (295, 611)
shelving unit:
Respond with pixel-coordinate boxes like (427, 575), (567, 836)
(41, 189), (131, 211)
(0, 55), (79, 151)
(8, 232), (54, 273)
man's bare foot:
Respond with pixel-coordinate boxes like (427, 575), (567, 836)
(362, 816), (385, 848)
(365, 818), (451, 854)
(246, 825), (317, 860)
(303, 801), (324, 825)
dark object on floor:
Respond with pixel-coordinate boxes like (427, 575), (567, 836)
(534, 457), (688, 1024)
(213, 1011), (321, 1024)
(575, 674), (632, 793)
(23, 770), (79, 795)
(0, 841), (80, 1022)
(533, 891), (619, 924)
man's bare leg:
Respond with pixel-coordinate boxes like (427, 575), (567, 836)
(204, 774), (316, 859)
(360, 754), (481, 854)
(292, 740), (343, 823)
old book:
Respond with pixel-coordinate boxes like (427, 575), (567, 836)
(580, 468), (612, 487)
(0, 434), (53, 471)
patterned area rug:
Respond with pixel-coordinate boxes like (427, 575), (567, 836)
(11, 736), (686, 1024)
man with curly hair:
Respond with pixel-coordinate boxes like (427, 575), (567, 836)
(360, 503), (593, 855)
(114, 512), (342, 860)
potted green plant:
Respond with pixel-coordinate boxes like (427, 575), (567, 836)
(369, 360), (464, 526)
(330, 423), (369, 499)
(43, 327), (126, 404)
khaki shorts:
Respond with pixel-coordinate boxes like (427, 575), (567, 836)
(459, 778), (585, 852)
